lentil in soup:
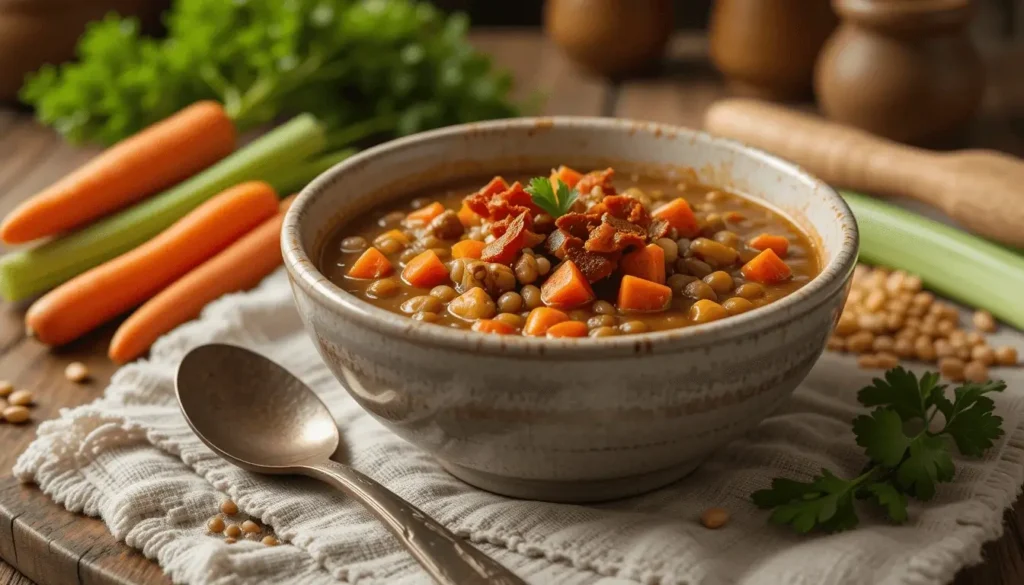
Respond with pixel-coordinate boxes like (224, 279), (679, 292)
(321, 166), (819, 337)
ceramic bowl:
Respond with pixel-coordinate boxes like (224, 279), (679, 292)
(282, 117), (858, 503)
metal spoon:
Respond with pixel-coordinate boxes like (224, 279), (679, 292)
(176, 343), (524, 585)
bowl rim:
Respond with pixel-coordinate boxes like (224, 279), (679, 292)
(283, 116), (859, 359)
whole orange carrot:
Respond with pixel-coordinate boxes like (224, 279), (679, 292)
(25, 181), (278, 346)
(0, 101), (236, 244)
(108, 196), (296, 363)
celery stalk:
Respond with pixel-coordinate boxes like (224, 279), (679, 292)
(267, 148), (356, 196)
(842, 190), (1024, 330)
(0, 114), (326, 302)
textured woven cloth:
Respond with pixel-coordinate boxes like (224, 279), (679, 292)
(15, 270), (1024, 585)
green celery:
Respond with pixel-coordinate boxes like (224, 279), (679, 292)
(0, 114), (325, 302)
(842, 190), (1024, 330)
(267, 148), (356, 196)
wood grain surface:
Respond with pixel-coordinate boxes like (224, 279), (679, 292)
(0, 30), (1022, 585)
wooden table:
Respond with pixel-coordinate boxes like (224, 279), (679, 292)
(1, 30), (1023, 585)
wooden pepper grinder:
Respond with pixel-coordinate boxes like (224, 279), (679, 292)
(544, 0), (673, 78)
(815, 0), (985, 144)
(708, 0), (838, 101)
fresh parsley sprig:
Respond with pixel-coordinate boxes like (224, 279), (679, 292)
(526, 177), (579, 219)
(21, 0), (526, 146)
(753, 367), (1006, 533)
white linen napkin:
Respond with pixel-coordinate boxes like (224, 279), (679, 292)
(15, 270), (1024, 585)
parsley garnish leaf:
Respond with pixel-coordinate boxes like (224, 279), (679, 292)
(853, 408), (911, 468)
(857, 368), (945, 422)
(526, 177), (579, 219)
(862, 482), (908, 523)
(754, 470), (860, 533)
(943, 380), (1006, 456)
(894, 434), (955, 500)
(755, 367), (1005, 533)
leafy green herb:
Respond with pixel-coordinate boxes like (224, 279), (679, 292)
(526, 177), (579, 219)
(21, 0), (525, 146)
(752, 367), (1005, 533)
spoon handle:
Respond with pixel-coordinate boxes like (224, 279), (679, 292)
(302, 461), (526, 585)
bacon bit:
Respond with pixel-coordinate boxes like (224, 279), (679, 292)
(481, 176), (509, 197)
(464, 179), (541, 225)
(464, 177), (509, 216)
(648, 218), (672, 240)
(599, 195), (650, 226)
(490, 206), (535, 236)
(481, 213), (540, 265)
(585, 214), (647, 254)
(575, 168), (616, 196)
(545, 229), (582, 260)
(566, 244), (619, 282)
(555, 212), (601, 239)
(465, 193), (492, 218)
(500, 182), (540, 212)
(546, 227), (621, 281)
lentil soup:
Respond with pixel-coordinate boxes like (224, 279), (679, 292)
(320, 166), (820, 337)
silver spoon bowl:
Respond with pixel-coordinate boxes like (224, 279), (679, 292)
(176, 343), (524, 585)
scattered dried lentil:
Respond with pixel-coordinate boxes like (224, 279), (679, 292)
(65, 362), (90, 383)
(995, 346), (1019, 366)
(2, 406), (30, 424)
(830, 264), (1020, 377)
(700, 507), (730, 529)
(0, 381), (11, 397)
(220, 500), (239, 515)
(973, 310), (997, 332)
(7, 390), (32, 407)
(208, 517), (226, 533)
(224, 525), (242, 538)
(964, 360), (989, 383)
(262, 536), (279, 546)
(939, 357), (966, 382)
(241, 520), (261, 534)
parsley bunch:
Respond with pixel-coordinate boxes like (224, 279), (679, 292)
(21, 0), (524, 146)
(753, 367), (1005, 533)
(526, 177), (579, 218)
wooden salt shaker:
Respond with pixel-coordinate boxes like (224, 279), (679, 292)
(815, 0), (985, 144)
(709, 0), (837, 101)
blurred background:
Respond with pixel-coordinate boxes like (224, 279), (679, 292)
(1, 0), (1019, 105)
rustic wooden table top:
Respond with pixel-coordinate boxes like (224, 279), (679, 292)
(0, 30), (1023, 585)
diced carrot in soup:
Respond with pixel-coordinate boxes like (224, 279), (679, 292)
(620, 244), (665, 284)
(618, 275), (672, 312)
(457, 203), (481, 227)
(472, 319), (516, 335)
(741, 248), (792, 284)
(748, 233), (789, 257)
(347, 247), (393, 279)
(405, 202), (445, 226)
(546, 321), (589, 338)
(524, 307), (569, 336)
(540, 260), (595, 309)
(379, 229), (409, 244)
(401, 250), (450, 288)
(550, 165), (583, 189)
(652, 198), (700, 238)
(452, 239), (486, 259)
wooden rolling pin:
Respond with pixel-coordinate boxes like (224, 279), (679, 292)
(703, 98), (1024, 247)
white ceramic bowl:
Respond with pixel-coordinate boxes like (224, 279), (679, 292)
(282, 117), (858, 503)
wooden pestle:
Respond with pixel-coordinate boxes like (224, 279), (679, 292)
(703, 98), (1024, 247)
